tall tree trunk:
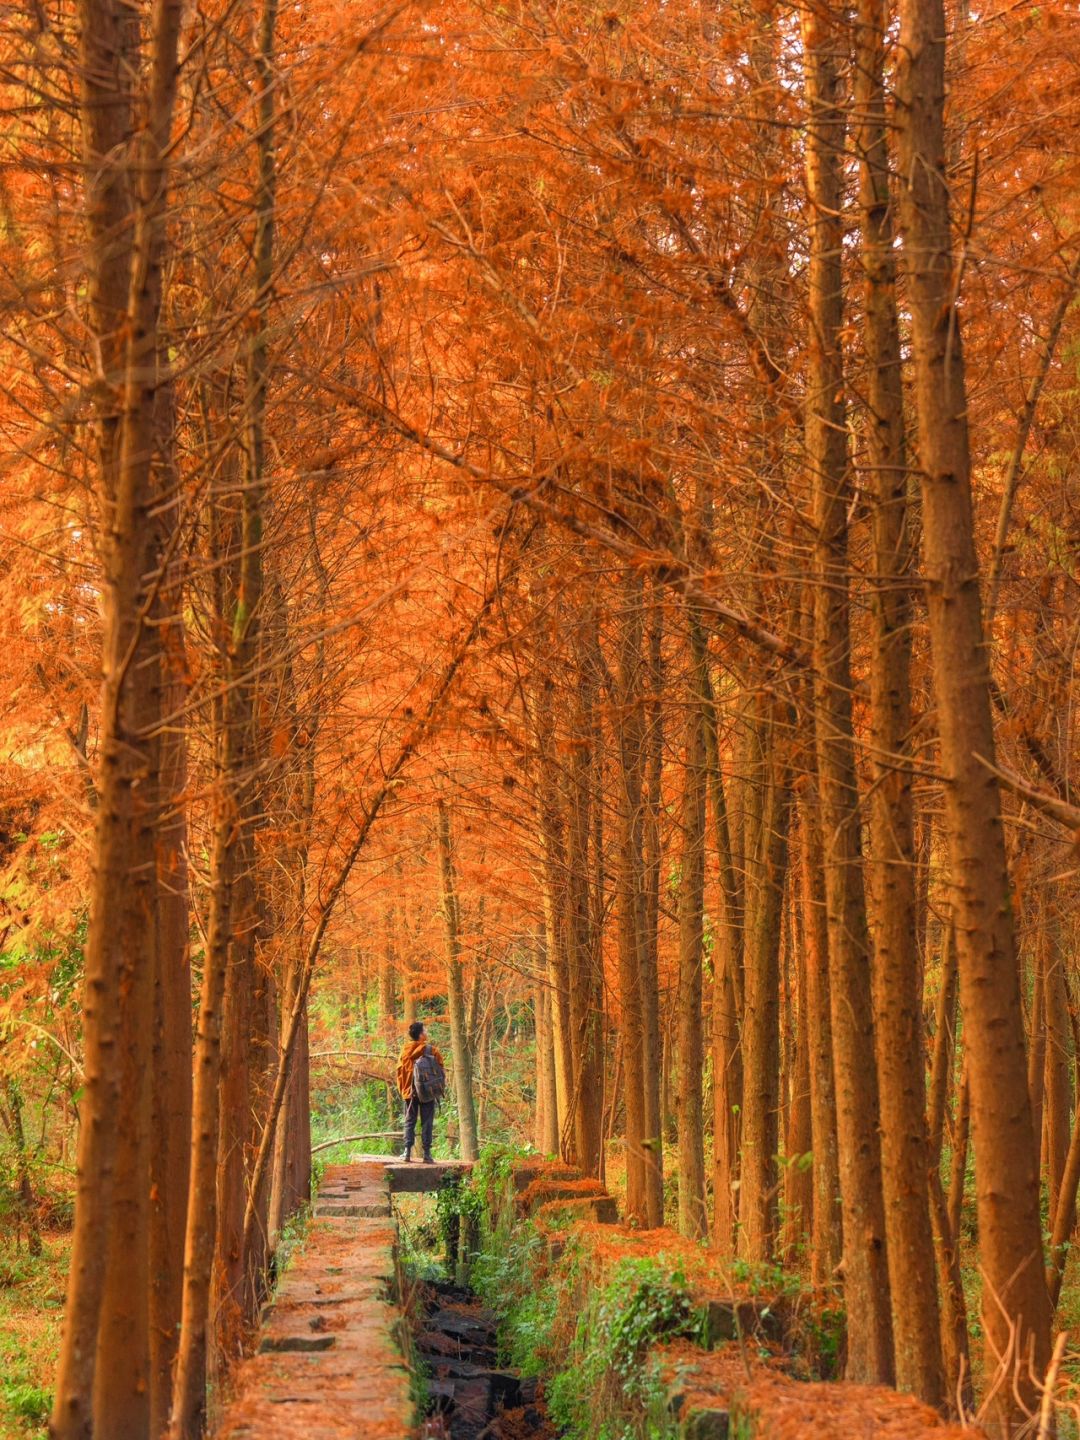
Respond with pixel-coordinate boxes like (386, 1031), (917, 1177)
(705, 679), (743, 1254)
(778, 903), (794, 1184)
(565, 627), (603, 1176)
(212, 0), (277, 1364)
(614, 579), (649, 1223)
(896, 0), (1053, 1409)
(856, 0), (943, 1399)
(799, 792), (841, 1289)
(676, 621), (708, 1240)
(534, 961), (559, 1155)
(1044, 924), (1071, 1222)
(929, 1167), (974, 1411)
(265, 571), (317, 1249)
(4, 1084), (42, 1257)
(245, 950), (277, 1308)
(781, 927), (813, 1262)
(437, 800), (478, 1161)
(269, 955), (310, 1247)
(402, 974), (418, 1027)
(476, 1013), (492, 1143)
(52, 1), (184, 1434)
(1045, 1098), (1080, 1310)
(737, 707), (791, 1260)
(149, 545), (192, 1438)
(928, 920), (958, 1167)
(213, 860), (257, 1368)
(535, 676), (573, 1150)
(709, 924), (742, 1254)
(803, 0), (893, 1381)
(947, 1069), (970, 1254)
(379, 908), (398, 1023)
(170, 485), (258, 1439)
(1028, 932), (1047, 1181)
(641, 593), (665, 1226)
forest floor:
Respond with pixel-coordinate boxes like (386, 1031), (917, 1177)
(0, 1229), (68, 1438)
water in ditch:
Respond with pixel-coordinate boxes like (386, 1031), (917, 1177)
(412, 1276), (559, 1440)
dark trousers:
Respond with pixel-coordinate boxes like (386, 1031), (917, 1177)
(404, 1096), (435, 1156)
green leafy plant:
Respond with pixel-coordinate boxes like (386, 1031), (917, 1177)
(2, 1379), (52, 1427)
(727, 1256), (795, 1298)
(543, 1256), (701, 1439)
(803, 1304), (846, 1381)
(395, 1188), (449, 1280)
(273, 1198), (312, 1279)
(434, 1172), (484, 1249)
(472, 1220), (556, 1376)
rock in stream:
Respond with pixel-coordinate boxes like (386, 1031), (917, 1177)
(414, 1279), (556, 1439)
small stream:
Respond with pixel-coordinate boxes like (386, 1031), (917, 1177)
(413, 1277), (558, 1439)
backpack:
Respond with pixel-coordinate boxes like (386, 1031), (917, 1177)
(412, 1045), (446, 1104)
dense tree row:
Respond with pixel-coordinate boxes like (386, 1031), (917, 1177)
(1, 0), (1079, 1436)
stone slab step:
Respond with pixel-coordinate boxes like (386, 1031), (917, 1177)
(215, 1390), (413, 1439)
(313, 1202), (392, 1218)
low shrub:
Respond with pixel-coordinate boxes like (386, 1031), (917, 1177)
(3, 1380), (51, 1428)
(545, 1255), (703, 1440)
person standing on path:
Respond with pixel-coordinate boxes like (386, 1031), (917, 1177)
(396, 1020), (446, 1162)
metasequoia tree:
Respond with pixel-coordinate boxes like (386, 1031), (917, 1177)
(438, 798), (479, 1162)
(612, 577), (652, 1223)
(801, 0), (893, 1382)
(50, 2), (185, 1437)
(735, 698), (791, 1261)
(896, 0), (1052, 1415)
(675, 618), (708, 1239)
(854, 0), (944, 1402)
(797, 782), (841, 1288)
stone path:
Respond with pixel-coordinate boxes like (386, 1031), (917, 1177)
(214, 1158), (471, 1439)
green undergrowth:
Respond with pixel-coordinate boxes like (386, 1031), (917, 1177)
(723, 1257), (844, 1380)
(395, 1190), (451, 1282)
(457, 1144), (850, 1437)
(309, 1059), (400, 1166)
(272, 1192), (314, 1282)
(448, 1144), (697, 1439)
(471, 1214), (698, 1439)
(0, 1232), (69, 1439)
(546, 1254), (704, 1439)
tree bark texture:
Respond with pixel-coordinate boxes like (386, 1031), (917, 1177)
(641, 594), (665, 1226)
(149, 546), (192, 1438)
(896, 0), (1053, 1409)
(534, 676), (574, 1151)
(799, 793), (841, 1290)
(737, 707), (791, 1261)
(438, 800), (479, 1161)
(676, 620), (709, 1240)
(614, 579), (650, 1223)
(803, 0), (893, 1382)
(52, 1), (184, 1434)
(704, 667), (744, 1255)
(855, 0), (943, 1399)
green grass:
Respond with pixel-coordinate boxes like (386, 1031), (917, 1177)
(0, 1233), (69, 1439)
